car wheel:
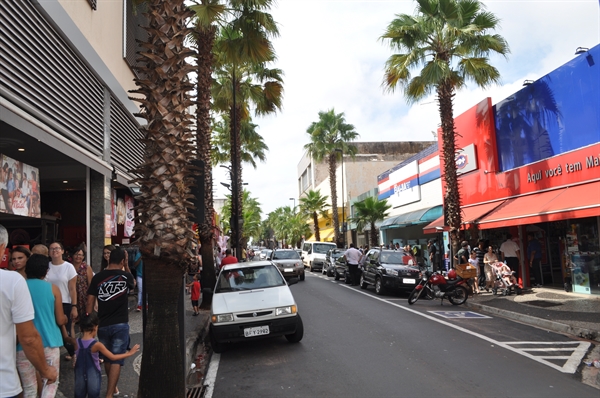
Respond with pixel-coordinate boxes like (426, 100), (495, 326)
(285, 314), (304, 343)
(334, 271), (340, 281)
(299, 271), (305, 281)
(359, 274), (368, 289)
(375, 277), (386, 296)
(210, 329), (225, 354)
(344, 271), (352, 284)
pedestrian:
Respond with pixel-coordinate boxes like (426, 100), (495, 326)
(427, 240), (437, 270)
(468, 251), (481, 294)
(16, 254), (67, 398)
(31, 244), (49, 256)
(499, 234), (521, 280)
(46, 242), (77, 361)
(132, 250), (144, 312)
(483, 245), (498, 291)
(73, 313), (139, 398)
(220, 249), (238, 268)
(86, 248), (135, 398)
(455, 241), (470, 265)
(473, 240), (486, 287)
(527, 233), (543, 287)
(72, 245), (93, 323)
(1, 224), (58, 397)
(100, 245), (116, 272)
(186, 274), (201, 316)
(345, 243), (362, 286)
(10, 246), (31, 278)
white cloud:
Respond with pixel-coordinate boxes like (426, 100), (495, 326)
(212, 0), (600, 216)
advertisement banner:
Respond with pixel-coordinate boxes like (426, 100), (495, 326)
(388, 160), (420, 208)
(124, 195), (135, 237)
(0, 154), (41, 218)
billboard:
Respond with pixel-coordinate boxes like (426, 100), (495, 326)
(0, 154), (40, 218)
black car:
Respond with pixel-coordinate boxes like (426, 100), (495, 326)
(359, 249), (420, 295)
(323, 248), (346, 277)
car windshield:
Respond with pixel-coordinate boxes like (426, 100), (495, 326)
(380, 252), (409, 265)
(272, 251), (300, 260)
(314, 244), (335, 254)
(215, 265), (285, 293)
(332, 250), (346, 259)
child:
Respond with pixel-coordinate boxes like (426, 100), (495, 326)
(73, 313), (139, 398)
(186, 274), (201, 316)
(468, 251), (481, 294)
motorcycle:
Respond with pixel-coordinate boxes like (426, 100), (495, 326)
(408, 268), (469, 306)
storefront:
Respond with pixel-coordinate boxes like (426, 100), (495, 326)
(426, 44), (600, 294)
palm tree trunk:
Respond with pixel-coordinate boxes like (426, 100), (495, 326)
(328, 153), (340, 246)
(195, 25), (217, 305)
(438, 79), (462, 256)
(312, 211), (321, 241)
(370, 222), (378, 248)
(229, 75), (243, 260)
(138, 259), (185, 397)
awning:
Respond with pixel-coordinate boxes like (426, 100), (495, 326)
(477, 182), (600, 229)
(423, 201), (506, 234)
(380, 205), (443, 230)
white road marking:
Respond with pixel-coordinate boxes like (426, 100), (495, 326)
(339, 284), (591, 373)
(504, 341), (590, 373)
(204, 353), (221, 398)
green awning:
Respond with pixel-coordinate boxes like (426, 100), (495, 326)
(380, 205), (443, 230)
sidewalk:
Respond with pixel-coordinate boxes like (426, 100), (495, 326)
(465, 286), (600, 389)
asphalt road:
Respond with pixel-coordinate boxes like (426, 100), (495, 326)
(209, 272), (598, 397)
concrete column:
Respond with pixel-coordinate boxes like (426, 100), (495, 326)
(89, 169), (111, 273)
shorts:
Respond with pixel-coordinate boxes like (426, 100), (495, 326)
(98, 323), (129, 366)
(191, 300), (199, 307)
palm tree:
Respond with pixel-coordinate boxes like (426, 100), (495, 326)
(212, 6), (282, 257)
(298, 190), (330, 242)
(287, 212), (312, 248)
(220, 189), (262, 242)
(212, 114), (269, 168)
(188, 1), (228, 305)
(381, 0), (509, 252)
(304, 109), (359, 247)
(129, 1), (195, 396)
(351, 197), (391, 248)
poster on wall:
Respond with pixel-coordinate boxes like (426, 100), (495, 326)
(0, 154), (41, 218)
(124, 195), (135, 237)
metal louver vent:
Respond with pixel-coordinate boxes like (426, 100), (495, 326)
(0, 0), (104, 155)
(110, 98), (143, 177)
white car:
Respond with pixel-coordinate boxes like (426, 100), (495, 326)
(209, 261), (304, 352)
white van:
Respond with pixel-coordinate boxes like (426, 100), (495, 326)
(301, 241), (337, 272)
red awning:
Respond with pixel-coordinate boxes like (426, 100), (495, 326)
(423, 200), (506, 234)
(477, 181), (600, 230)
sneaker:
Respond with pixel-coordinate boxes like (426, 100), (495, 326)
(136, 306), (141, 312)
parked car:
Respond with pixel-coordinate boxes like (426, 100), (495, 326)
(301, 241), (337, 272)
(259, 249), (272, 260)
(269, 249), (305, 281)
(324, 248), (346, 277)
(333, 254), (349, 282)
(209, 261), (304, 353)
(359, 248), (421, 295)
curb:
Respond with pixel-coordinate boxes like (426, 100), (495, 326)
(465, 301), (600, 342)
(185, 314), (210, 387)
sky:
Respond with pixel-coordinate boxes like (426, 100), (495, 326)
(211, 0), (600, 217)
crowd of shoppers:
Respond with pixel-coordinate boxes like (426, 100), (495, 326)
(0, 224), (139, 398)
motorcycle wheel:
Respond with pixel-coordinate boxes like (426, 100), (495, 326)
(408, 288), (423, 305)
(448, 286), (468, 305)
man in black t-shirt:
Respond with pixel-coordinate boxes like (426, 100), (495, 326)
(86, 248), (134, 398)
(455, 241), (470, 265)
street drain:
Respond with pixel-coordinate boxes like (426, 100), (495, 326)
(525, 300), (563, 308)
(187, 386), (205, 398)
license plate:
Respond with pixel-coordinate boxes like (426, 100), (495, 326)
(244, 325), (269, 338)
(403, 278), (416, 284)
(284, 268), (293, 272)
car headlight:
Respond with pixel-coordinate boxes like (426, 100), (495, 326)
(275, 305), (297, 316)
(385, 268), (398, 276)
(211, 313), (233, 323)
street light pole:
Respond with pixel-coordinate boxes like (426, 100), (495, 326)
(289, 197), (295, 213)
(335, 148), (345, 247)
